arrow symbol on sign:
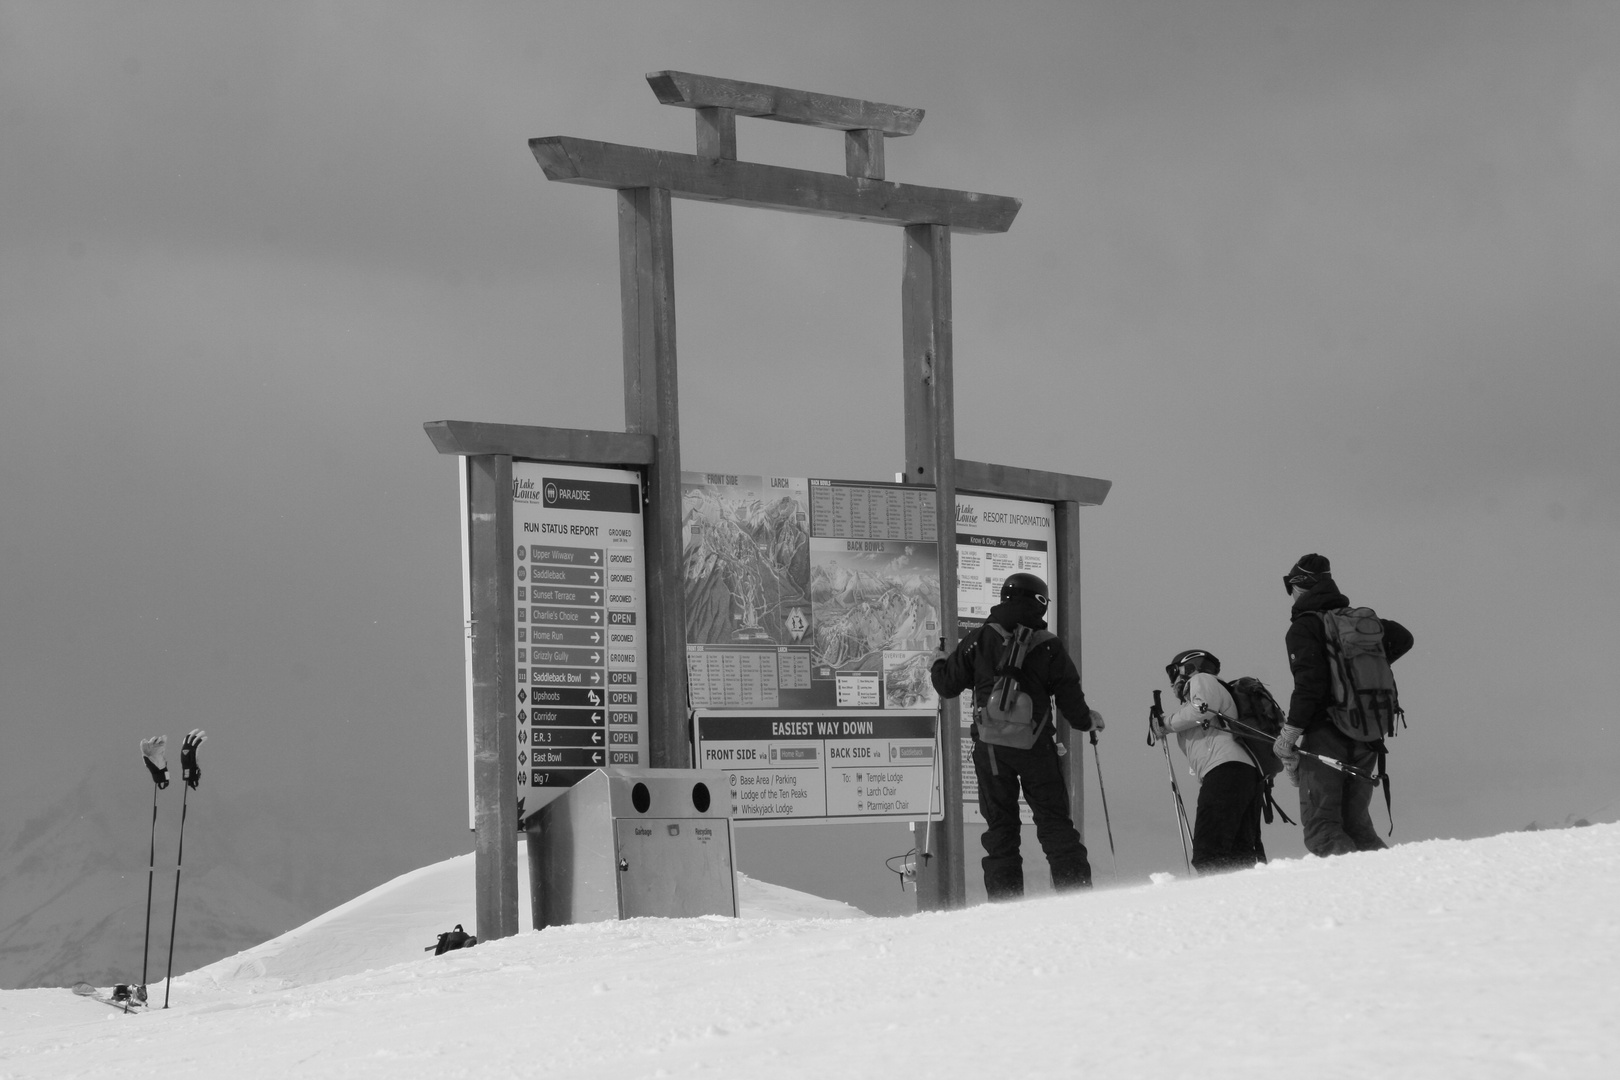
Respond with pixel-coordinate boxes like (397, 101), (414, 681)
(590, 712), (602, 724)
(591, 732), (602, 744)
(590, 551), (600, 563)
(588, 690), (601, 705)
(590, 571), (600, 584)
(591, 751), (603, 764)
(591, 652), (600, 664)
(590, 631), (601, 644)
(589, 671), (601, 684)
(590, 612), (600, 623)
(590, 592), (600, 604)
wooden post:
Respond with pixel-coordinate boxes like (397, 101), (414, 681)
(618, 186), (689, 769)
(1054, 501), (1085, 841)
(845, 129), (884, 180)
(695, 107), (737, 160)
(902, 222), (965, 910)
(467, 453), (520, 941)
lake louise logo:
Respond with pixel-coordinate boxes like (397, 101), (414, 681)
(956, 503), (978, 525)
(514, 477), (540, 502)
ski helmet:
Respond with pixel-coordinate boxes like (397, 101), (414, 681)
(999, 572), (1049, 609)
(1165, 649), (1220, 684)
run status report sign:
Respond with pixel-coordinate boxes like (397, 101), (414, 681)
(693, 710), (941, 825)
(511, 462), (648, 812)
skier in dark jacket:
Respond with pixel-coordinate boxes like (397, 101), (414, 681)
(1273, 554), (1414, 857)
(930, 572), (1102, 899)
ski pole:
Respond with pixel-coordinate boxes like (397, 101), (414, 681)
(1148, 691), (1194, 873)
(163, 729), (205, 1009)
(1208, 710), (1381, 784)
(137, 736), (170, 1007)
(1089, 730), (1116, 864)
(140, 782), (158, 999)
(162, 784), (188, 1009)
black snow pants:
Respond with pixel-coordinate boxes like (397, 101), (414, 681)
(972, 735), (1091, 900)
(1298, 725), (1386, 857)
(1190, 760), (1266, 874)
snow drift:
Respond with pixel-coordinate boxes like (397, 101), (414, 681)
(2, 825), (1616, 1078)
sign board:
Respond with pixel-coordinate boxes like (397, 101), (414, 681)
(681, 472), (1060, 827)
(511, 462), (648, 812)
(693, 710), (941, 825)
(952, 492), (1060, 825)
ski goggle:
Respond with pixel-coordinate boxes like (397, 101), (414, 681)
(1165, 651), (1213, 682)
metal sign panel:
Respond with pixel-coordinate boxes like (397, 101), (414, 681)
(693, 710), (941, 825)
(512, 462), (648, 813)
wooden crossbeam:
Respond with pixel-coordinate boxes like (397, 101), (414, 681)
(423, 420), (656, 464)
(954, 459), (1112, 506)
(647, 70), (923, 135)
(530, 137), (1020, 233)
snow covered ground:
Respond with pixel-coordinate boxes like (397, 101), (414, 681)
(2, 825), (1616, 1078)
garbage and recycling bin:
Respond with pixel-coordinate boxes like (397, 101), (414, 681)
(525, 767), (737, 929)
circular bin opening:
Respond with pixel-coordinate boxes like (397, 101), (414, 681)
(631, 782), (651, 814)
(692, 782), (711, 813)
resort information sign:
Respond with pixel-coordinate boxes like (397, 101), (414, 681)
(512, 462), (647, 811)
(953, 492), (1060, 825)
(693, 710), (942, 825)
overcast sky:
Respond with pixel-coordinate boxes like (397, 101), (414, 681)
(3, 1), (1616, 905)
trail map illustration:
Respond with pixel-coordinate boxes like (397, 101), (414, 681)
(682, 475), (810, 646)
(682, 474), (1051, 715)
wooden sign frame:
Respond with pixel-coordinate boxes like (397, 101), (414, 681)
(428, 72), (1109, 936)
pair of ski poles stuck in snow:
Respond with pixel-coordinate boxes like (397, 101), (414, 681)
(137, 729), (206, 1011)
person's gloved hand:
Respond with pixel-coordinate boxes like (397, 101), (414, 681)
(1273, 724), (1305, 764)
(1087, 709), (1106, 733)
(180, 729), (206, 790)
(140, 736), (170, 789)
(1283, 754), (1301, 788)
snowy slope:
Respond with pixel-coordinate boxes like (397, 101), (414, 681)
(2, 826), (1616, 1079)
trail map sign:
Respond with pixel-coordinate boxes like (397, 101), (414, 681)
(683, 472), (942, 712)
(512, 462), (648, 811)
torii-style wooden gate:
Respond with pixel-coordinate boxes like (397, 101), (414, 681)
(430, 72), (1108, 935)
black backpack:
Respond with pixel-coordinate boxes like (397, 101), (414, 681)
(1212, 676), (1295, 827)
(426, 924), (478, 955)
(1215, 676), (1286, 777)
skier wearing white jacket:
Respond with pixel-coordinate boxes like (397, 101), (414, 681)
(1152, 650), (1266, 873)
